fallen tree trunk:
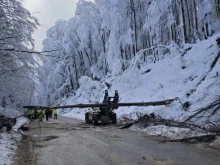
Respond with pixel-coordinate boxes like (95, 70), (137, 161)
(0, 116), (16, 131)
(164, 134), (219, 143)
(23, 98), (177, 109)
(0, 114), (26, 131)
(118, 113), (207, 132)
(184, 97), (220, 123)
(133, 113), (206, 131)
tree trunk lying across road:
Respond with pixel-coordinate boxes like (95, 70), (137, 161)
(23, 98), (177, 109)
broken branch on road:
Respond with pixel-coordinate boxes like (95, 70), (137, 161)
(164, 134), (219, 143)
(184, 96), (220, 123)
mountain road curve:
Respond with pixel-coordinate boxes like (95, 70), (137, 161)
(14, 116), (220, 165)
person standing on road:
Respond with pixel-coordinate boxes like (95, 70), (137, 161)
(53, 109), (58, 119)
(27, 109), (35, 121)
(34, 109), (38, 119)
(38, 109), (44, 122)
(49, 109), (52, 118)
(27, 109), (32, 119)
(45, 109), (49, 121)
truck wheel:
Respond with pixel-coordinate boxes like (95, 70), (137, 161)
(93, 115), (98, 126)
(94, 120), (98, 126)
(85, 113), (90, 124)
(112, 115), (117, 124)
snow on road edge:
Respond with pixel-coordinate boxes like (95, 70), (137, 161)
(0, 117), (28, 165)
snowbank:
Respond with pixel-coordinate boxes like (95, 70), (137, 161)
(210, 136), (220, 149)
(12, 117), (28, 133)
(0, 107), (22, 118)
(130, 125), (205, 139)
(0, 116), (28, 164)
(0, 133), (18, 165)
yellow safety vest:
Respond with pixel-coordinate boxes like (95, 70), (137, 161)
(53, 109), (58, 114)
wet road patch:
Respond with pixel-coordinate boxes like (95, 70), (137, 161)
(38, 135), (59, 142)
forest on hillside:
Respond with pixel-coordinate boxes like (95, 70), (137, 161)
(0, 0), (220, 108)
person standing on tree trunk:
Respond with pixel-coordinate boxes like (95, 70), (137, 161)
(53, 109), (58, 119)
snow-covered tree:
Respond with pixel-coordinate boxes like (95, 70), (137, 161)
(0, 0), (39, 109)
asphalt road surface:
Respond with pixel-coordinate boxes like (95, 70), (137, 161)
(14, 116), (220, 165)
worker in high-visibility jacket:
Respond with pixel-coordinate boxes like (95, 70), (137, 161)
(38, 109), (44, 122)
(53, 109), (58, 119)
(30, 109), (35, 119)
(27, 109), (31, 119)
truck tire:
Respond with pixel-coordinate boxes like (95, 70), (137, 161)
(93, 115), (98, 126)
(112, 114), (117, 124)
(85, 113), (91, 124)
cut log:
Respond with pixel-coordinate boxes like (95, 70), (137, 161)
(23, 98), (177, 109)
(119, 123), (133, 129)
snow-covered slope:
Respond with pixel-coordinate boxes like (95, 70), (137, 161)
(60, 34), (220, 125)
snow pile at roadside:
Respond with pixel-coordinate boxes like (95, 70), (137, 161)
(0, 116), (28, 165)
(131, 124), (220, 149)
(130, 125), (205, 139)
(12, 117), (28, 133)
(210, 136), (220, 149)
(0, 133), (17, 165)
(0, 107), (22, 118)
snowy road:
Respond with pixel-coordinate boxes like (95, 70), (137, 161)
(14, 116), (220, 165)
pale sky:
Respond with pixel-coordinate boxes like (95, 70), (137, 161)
(23, 0), (79, 51)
